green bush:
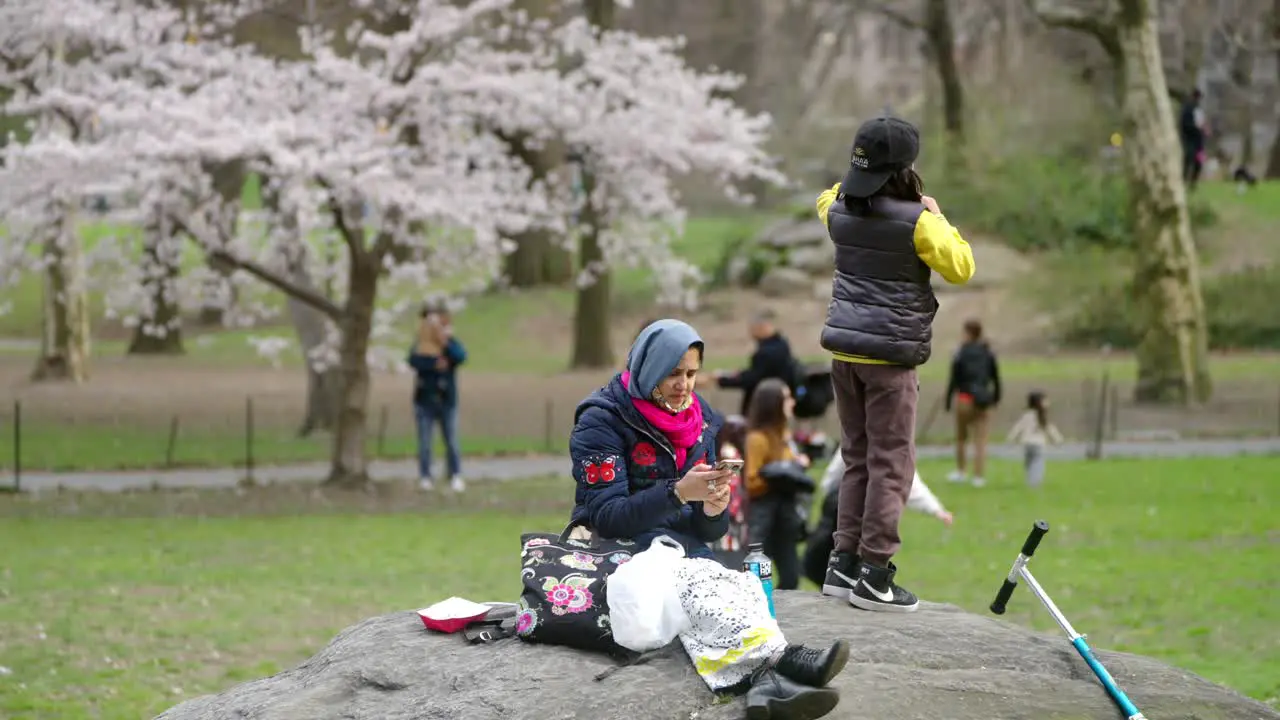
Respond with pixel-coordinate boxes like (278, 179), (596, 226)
(948, 152), (1133, 252)
(930, 151), (1218, 253)
(1055, 264), (1280, 350)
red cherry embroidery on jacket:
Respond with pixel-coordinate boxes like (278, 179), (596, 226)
(584, 463), (600, 484)
(599, 458), (616, 483)
(631, 442), (657, 467)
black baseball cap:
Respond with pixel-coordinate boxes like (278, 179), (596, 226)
(839, 117), (920, 198)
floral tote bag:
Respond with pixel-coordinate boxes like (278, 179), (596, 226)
(515, 524), (638, 655)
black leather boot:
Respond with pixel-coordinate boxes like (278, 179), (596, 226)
(774, 639), (850, 687)
(745, 668), (839, 720)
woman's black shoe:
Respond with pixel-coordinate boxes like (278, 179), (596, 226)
(775, 640), (850, 687)
(746, 669), (840, 720)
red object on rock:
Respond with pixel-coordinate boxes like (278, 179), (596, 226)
(417, 597), (492, 633)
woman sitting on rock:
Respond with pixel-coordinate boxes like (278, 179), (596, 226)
(569, 319), (849, 720)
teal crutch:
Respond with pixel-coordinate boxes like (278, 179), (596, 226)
(990, 520), (1147, 720)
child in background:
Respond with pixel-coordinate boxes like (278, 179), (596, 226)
(1007, 391), (1063, 488)
(803, 455), (953, 588)
(743, 379), (811, 591)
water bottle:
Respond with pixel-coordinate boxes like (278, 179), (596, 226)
(742, 543), (775, 618)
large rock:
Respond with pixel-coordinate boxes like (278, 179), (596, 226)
(758, 267), (814, 297)
(755, 219), (828, 249)
(156, 593), (1276, 720)
(788, 243), (835, 274)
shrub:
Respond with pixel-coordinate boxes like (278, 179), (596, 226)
(1054, 264), (1280, 350)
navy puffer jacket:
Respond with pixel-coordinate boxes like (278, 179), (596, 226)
(568, 373), (728, 559)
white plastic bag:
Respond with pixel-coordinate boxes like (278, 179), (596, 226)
(607, 536), (690, 652)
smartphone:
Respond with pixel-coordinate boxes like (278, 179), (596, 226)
(713, 458), (744, 473)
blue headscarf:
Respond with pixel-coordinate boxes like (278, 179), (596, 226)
(625, 319), (704, 399)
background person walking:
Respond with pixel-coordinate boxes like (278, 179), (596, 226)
(945, 319), (1001, 487)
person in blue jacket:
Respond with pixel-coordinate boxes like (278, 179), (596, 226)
(408, 306), (467, 492)
(568, 319), (848, 719)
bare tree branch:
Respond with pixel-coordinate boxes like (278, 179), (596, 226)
(1025, 0), (1123, 59)
(210, 247), (344, 320)
(168, 213), (344, 319)
(860, 0), (923, 30)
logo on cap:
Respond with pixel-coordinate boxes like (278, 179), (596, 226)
(851, 146), (869, 169)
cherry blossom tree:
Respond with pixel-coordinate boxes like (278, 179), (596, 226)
(3, 0), (781, 486)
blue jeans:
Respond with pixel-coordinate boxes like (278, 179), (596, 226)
(414, 403), (461, 479)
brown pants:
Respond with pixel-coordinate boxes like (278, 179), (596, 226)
(953, 397), (990, 478)
(830, 360), (918, 568)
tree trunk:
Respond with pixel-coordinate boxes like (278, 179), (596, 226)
(128, 210), (184, 355)
(501, 133), (570, 287)
(31, 208), (90, 382)
(325, 255), (378, 488)
(570, 168), (614, 369)
(1267, 121), (1280, 179)
(1228, 21), (1255, 170)
(260, 180), (343, 435)
(198, 161), (246, 326)
(1267, 0), (1280, 178)
(925, 0), (965, 150)
(1116, 0), (1210, 404)
(569, 0), (617, 368)
(286, 244), (342, 437)
(584, 0), (616, 27)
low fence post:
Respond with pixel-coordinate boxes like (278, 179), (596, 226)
(1087, 371), (1109, 460)
(245, 396), (255, 483)
(1108, 385), (1119, 440)
(165, 415), (180, 468)
(12, 400), (21, 492)
(544, 398), (554, 453)
(376, 404), (389, 457)
(1081, 378), (1095, 440)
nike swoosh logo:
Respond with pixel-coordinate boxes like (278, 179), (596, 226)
(860, 580), (895, 602)
(833, 569), (859, 586)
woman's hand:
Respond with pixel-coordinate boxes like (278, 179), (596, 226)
(797, 453), (811, 469)
(702, 484), (731, 517)
(922, 195), (942, 215)
(936, 510), (954, 527)
(675, 464), (733, 502)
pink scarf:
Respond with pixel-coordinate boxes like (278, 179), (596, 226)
(621, 371), (704, 468)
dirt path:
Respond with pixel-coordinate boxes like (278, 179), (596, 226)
(7, 438), (1278, 493)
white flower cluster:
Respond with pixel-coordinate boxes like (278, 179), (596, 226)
(1, 0), (782, 365)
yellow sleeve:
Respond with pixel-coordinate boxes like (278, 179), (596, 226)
(743, 431), (773, 499)
(912, 209), (975, 285)
(815, 182), (841, 228)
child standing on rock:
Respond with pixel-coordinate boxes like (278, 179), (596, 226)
(815, 116), (975, 613)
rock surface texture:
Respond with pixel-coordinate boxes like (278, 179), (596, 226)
(156, 592), (1278, 720)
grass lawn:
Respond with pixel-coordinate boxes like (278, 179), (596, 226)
(1, 349), (1276, 473)
(0, 456), (1276, 719)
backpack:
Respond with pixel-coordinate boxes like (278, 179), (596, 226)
(792, 362), (834, 419)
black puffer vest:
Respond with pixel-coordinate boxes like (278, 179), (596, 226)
(820, 196), (939, 366)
